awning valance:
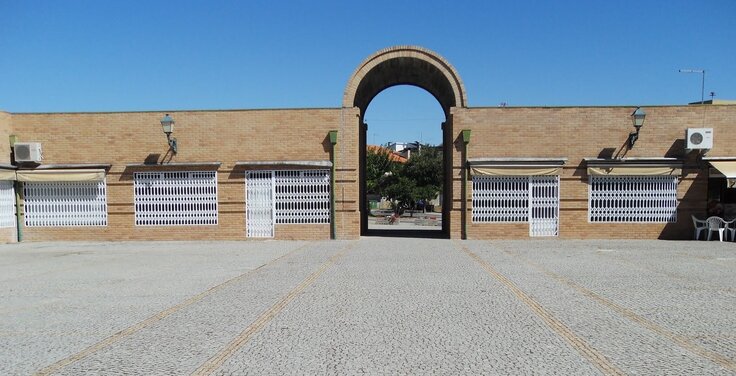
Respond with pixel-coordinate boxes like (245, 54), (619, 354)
(586, 166), (681, 176)
(467, 157), (566, 176)
(0, 170), (16, 181)
(16, 169), (106, 182)
(470, 166), (561, 176)
(584, 158), (682, 177)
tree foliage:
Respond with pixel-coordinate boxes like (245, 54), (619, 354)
(365, 145), (443, 213)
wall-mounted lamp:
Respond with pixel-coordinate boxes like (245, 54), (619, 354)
(160, 114), (178, 153)
(627, 107), (646, 149)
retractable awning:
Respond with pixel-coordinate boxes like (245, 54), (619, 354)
(708, 160), (736, 188)
(15, 169), (106, 182)
(468, 158), (566, 176)
(0, 170), (16, 181)
(584, 158), (682, 176)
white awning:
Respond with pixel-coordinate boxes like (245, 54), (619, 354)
(584, 158), (682, 177)
(709, 161), (736, 188)
(470, 166), (561, 176)
(586, 166), (681, 176)
(468, 157), (566, 176)
(0, 170), (16, 181)
(16, 169), (106, 182)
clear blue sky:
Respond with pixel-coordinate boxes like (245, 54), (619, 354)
(1, 1), (734, 146)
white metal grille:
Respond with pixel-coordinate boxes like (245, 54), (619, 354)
(0, 181), (16, 228)
(529, 176), (560, 237)
(23, 180), (108, 227)
(588, 175), (678, 223)
(274, 170), (330, 224)
(472, 176), (529, 222)
(245, 171), (274, 238)
(134, 171), (218, 226)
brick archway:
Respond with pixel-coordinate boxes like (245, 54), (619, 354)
(343, 46), (467, 116)
(345, 46), (467, 237)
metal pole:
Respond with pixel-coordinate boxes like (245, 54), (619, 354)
(701, 70), (705, 104)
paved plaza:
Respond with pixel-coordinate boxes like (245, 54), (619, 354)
(0, 238), (735, 375)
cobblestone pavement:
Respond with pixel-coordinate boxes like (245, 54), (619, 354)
(1, 239), (734, 375)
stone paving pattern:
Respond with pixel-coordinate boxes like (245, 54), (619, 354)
(0, 239), (734, 375)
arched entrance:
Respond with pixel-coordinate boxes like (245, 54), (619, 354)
(343, 46), (468, 237)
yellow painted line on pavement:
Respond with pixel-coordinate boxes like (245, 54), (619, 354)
(33, 242), (313, 376)
(192, 242), (355, 375)
(455, 241), (625, 376)
(499, 245), (736, 373)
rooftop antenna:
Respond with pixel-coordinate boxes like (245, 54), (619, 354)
(679, 69), (705, 104)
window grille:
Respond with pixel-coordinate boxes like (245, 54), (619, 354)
(245, 169), (330, 237)
(23, 180), (108, 227)
(245, 171), (274, 238)
(134, 171), (218, 226)
(0, 181), (16, 228)
(588, 175), (678, 223)
(472, 176), (529, 222)
(472, 175), (560, 237)
(274, 170), (330, 224)
(529, 176), (560, 237)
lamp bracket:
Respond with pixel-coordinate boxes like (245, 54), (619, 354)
(167, 134), (178, 153)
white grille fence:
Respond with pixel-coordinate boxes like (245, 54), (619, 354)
(274, 170), (330, 224)
(472, 176), (529, 222)
(23, 180), (108, 227)
(245, 169), (331, 238)
(245, 171), (274, 238)
(472, 175), (560, 237)
(0, 181), (16, 228)
(588, 175), (678, 223)
(134, 171), (218, 226)
(529, 176), (560, 237)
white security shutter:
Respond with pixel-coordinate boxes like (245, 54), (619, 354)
(0, 181), (16, 228)
(472, 175), (560, 237)
(589, 175), (678, 223)
(245, 171), (274, 238)
(472, 176), (529, 222)
(529, 176), (560, 237)
(134, 171), (218, 226)
(274, 170), (330, 224)
(24, 180), (108, 227)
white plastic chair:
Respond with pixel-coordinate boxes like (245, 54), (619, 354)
(706, 216), (728, 241)
(724, 219), (736, 242)
(692, 215), (708, 240)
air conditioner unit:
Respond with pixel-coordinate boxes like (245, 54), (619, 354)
(13, 142), (43, 163)
(686, 128), (713, 150)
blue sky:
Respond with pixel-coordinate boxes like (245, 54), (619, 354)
(1, 1), (734, 146)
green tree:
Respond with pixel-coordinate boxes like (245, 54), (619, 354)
(365, 145), (443, 214)
(365, 148), (400, 195)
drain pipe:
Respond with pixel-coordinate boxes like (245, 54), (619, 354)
(329, 130), (338, 239)
(9, 135), (21, 242)
(461, 130), (471, 240)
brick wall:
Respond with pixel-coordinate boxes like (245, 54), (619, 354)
(5, 104), (736, 242)
(11, 109), (361, 242)
(451, 105), (736, 240)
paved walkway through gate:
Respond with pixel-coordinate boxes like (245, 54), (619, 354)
(1, 239), (735, 375)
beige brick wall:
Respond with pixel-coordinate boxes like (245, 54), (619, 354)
(11, 109), (361, 241)
(452, 105), (736, 240)
(5, 104), (735, 242)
